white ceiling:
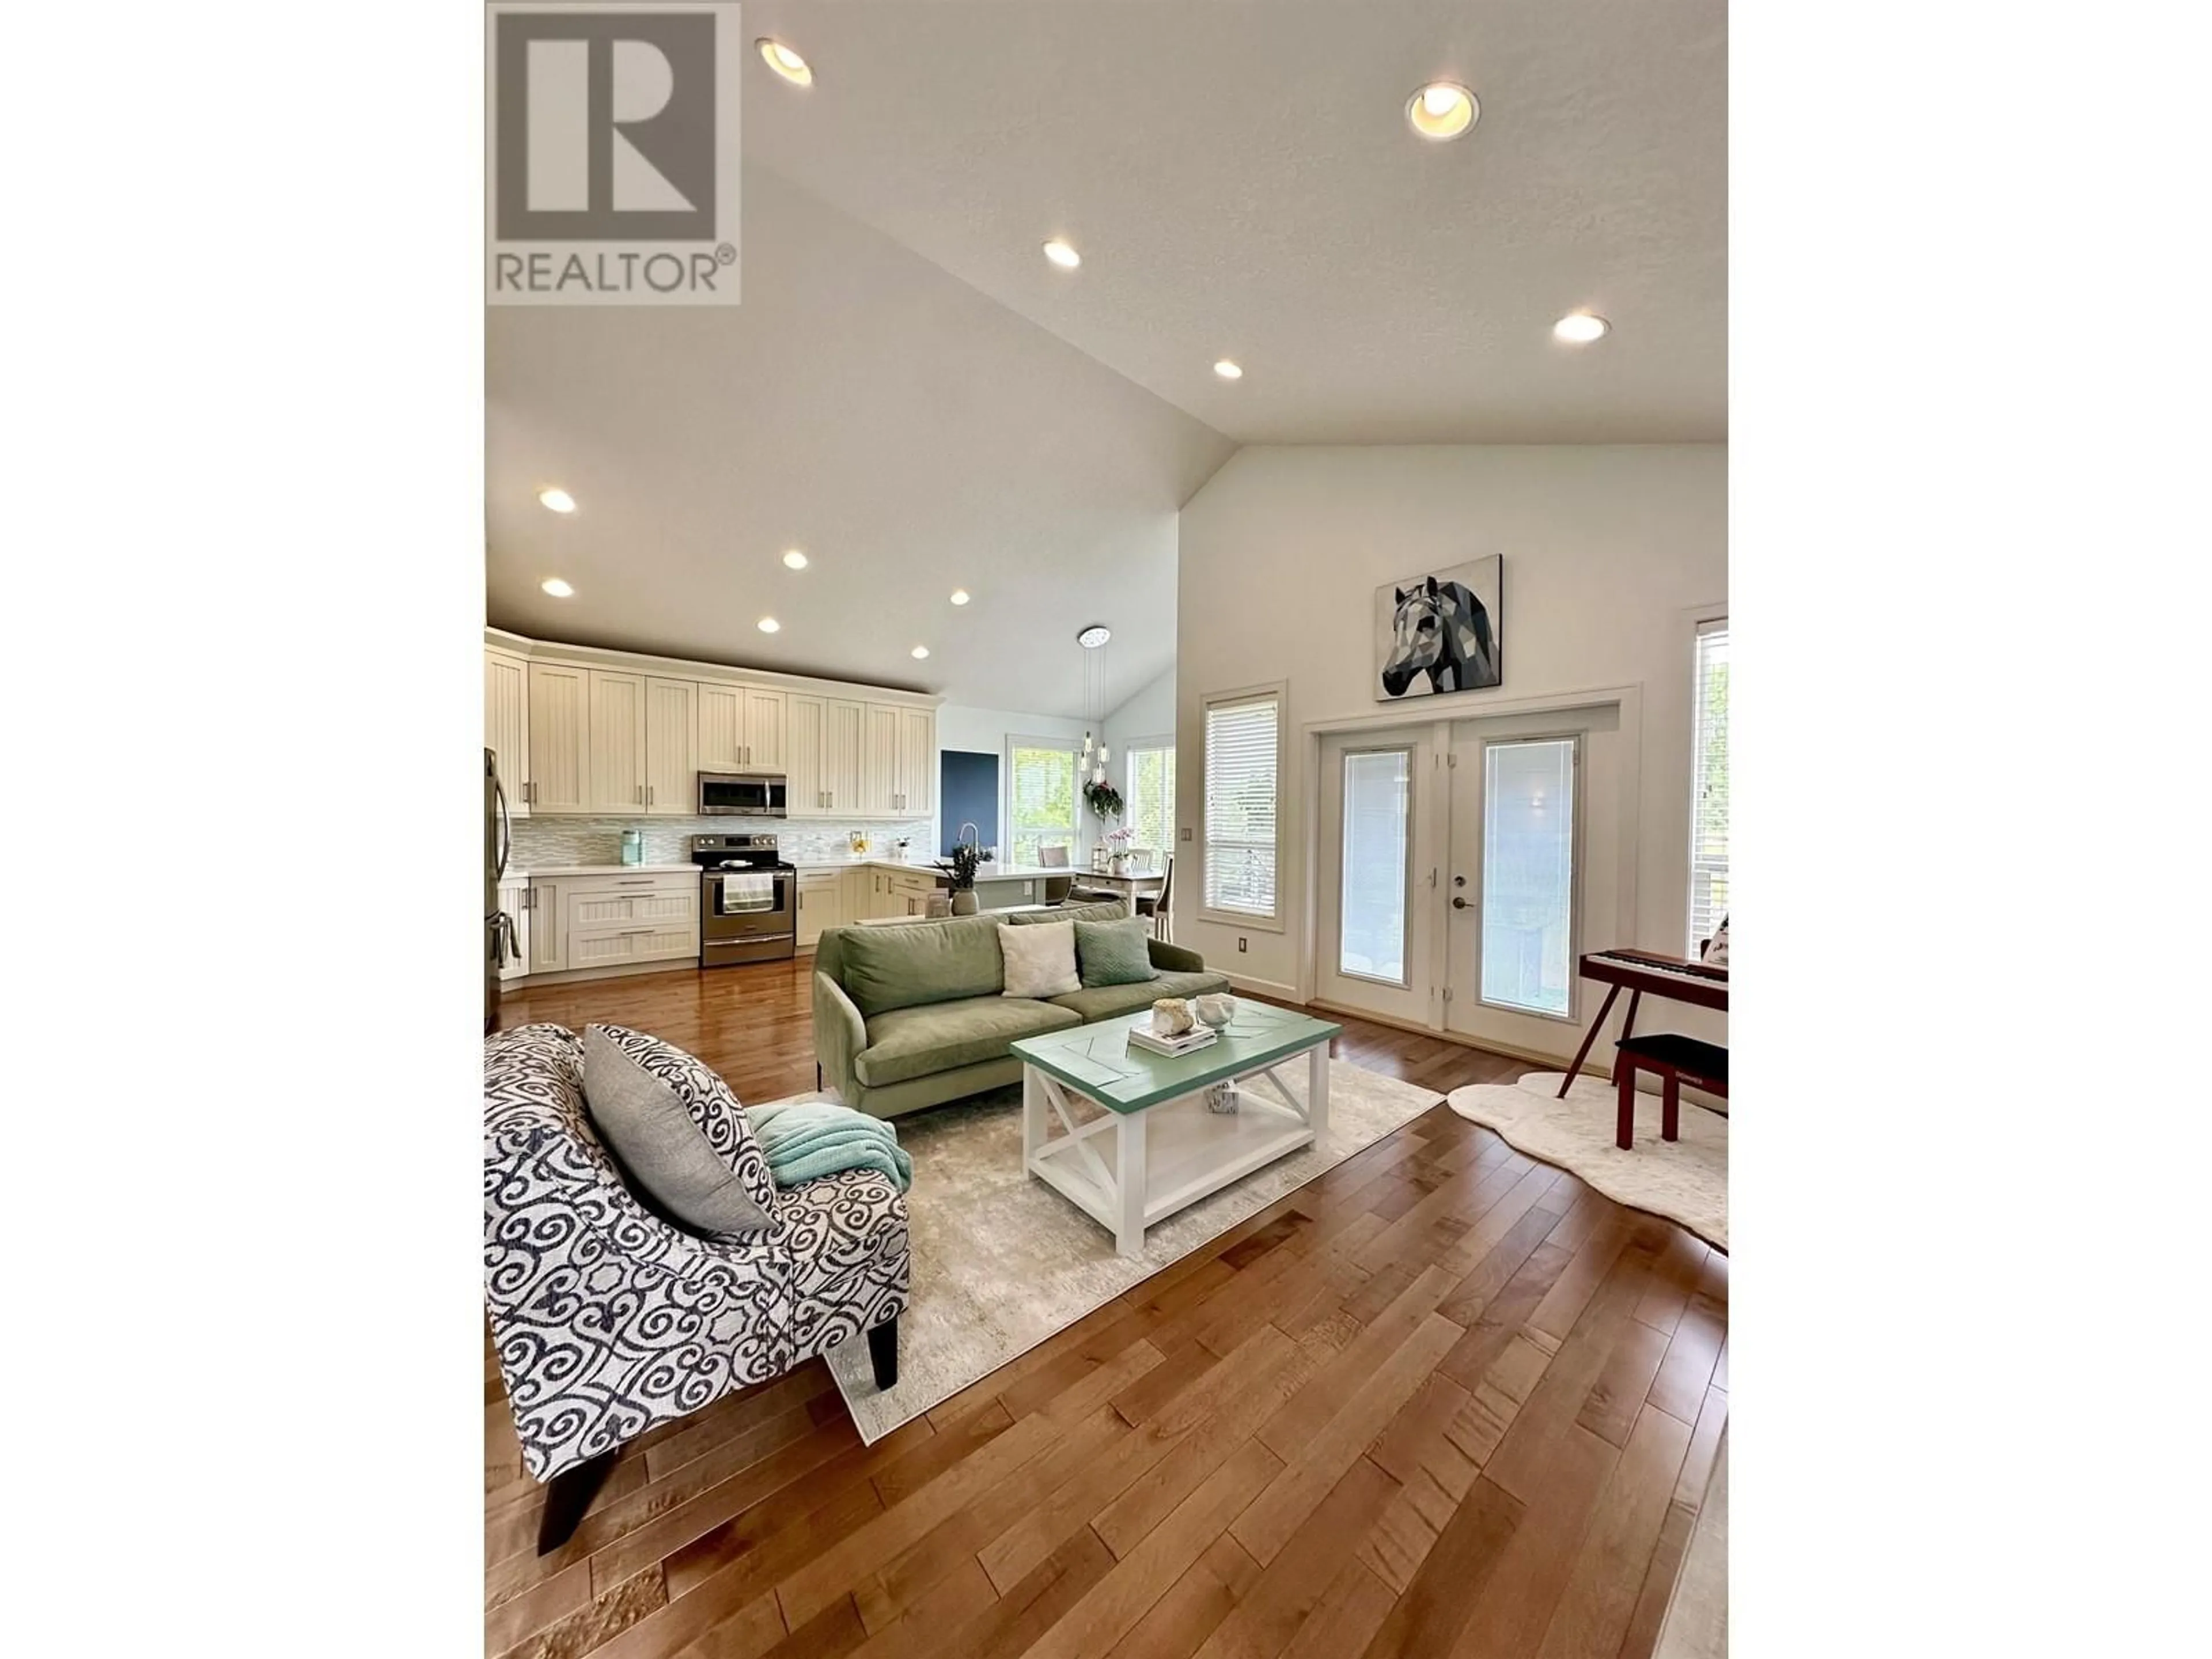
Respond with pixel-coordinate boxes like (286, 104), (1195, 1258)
(487, 0), (1725, 715)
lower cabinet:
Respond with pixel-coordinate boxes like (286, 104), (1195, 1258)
(523, 873), (700, 975)
(497, 880), (532, 983)
(797, 870), (845, 952)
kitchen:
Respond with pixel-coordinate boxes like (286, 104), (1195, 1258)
(483, 628), (1103, 1021)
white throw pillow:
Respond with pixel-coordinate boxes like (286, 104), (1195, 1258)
(1000, 921), (1080, 999)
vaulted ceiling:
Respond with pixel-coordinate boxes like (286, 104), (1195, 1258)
(487, 0), (1725, 715)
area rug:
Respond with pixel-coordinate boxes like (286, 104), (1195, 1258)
(1445, 1072), (1728, 1249)
(759, 1061), (1442, 1442)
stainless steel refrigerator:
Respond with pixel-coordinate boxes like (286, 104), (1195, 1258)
(485, 748), (518, 1032)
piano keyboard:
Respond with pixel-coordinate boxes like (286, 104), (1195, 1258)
(1586, 949), (1730, 987)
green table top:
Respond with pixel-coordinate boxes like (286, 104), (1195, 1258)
(1010, 1002), (1342, 1115)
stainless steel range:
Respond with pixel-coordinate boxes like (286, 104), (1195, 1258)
(692, 834), (798, 968)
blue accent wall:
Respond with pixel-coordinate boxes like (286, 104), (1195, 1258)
(940, 750), (999, 857)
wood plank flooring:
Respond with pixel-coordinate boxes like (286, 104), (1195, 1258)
(490, 960), (1728, 1659)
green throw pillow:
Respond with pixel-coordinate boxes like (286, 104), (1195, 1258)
(1074, 918), (1158, 989)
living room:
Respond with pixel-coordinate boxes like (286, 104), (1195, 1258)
(17, 2), (2203, 1657)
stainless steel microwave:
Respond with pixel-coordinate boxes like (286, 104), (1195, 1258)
(697, 772), (787, 816)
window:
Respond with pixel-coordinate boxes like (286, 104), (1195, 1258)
(1339, 749), (1410, 983)
(1123, 742), (1176, 857)
(1007, 740), (1077, 868)
(1688, 619), (1729, 953)
(1479, 737), (1578, 1018)
(1203, 689), (1282, 920)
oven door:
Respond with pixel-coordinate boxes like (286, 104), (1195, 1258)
(697, 774), (787, 816)
(701, 869), (797, 965)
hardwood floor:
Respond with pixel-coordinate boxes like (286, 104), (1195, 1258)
(490, 959), (1728, 1659)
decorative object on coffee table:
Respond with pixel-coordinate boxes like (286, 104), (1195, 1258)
(1194, 991), (1235, 1030)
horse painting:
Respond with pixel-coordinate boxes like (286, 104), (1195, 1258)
(1378, 565), (1501, 698)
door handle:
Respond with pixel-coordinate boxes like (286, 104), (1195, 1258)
(1452, 896), (1471, 910)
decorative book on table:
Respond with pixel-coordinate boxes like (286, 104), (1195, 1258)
(1128, 1025), (1218, 1058)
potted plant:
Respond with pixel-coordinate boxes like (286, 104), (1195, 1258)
(937, 842), (984, 914)
(1082, 778), (1123, 821)
(1105, 825), (1135, 874)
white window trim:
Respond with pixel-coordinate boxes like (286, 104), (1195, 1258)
(1199, 681), (1289, 933)
(1005, 734), (1080, 868)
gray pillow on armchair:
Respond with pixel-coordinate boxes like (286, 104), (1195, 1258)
(581, 1025), (777, 1236)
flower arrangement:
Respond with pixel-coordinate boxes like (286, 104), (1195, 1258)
(1082, 778), (1123, 821)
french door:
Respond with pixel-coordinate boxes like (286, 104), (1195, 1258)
(1320, 706), (1621, 1060)
(1316, 734), (1437, 1023)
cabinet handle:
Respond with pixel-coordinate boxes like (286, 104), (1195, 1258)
(647, 784), (655, 806)
(620, 927), (654, 936)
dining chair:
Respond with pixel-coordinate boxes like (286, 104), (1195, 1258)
(1135, 854), (1174, 940)
(1039, 844), (1070, 868)
(1041, 874), (1073, 906)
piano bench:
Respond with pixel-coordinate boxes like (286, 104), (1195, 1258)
(1613, 1033), (1728, 1150)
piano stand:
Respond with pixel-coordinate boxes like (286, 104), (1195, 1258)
(1559, 986), (1641, 1098)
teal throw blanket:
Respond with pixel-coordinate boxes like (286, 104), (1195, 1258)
(747, 1101), (913, 1192)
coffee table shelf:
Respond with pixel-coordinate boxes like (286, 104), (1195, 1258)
(1011, 1003), (1340, 1257)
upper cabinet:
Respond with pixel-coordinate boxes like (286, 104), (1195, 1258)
(526, 662), (590, 814)
(494, 638), (935, 819)
(896, 707), (935, 818)
(698, 683), (787, 775)
(586, 671), (649, 813)
(485, 647), (532, 816)
(644, 677), (696, 816)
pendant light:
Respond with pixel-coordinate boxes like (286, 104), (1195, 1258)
(1075, 623), (1112, 783)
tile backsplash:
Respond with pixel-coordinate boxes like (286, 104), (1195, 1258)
(509, 815), (937, 868)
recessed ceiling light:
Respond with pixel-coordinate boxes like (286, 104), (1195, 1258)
(950, 589), (971, 606)
(1553, 312), (1611, 344)
(1214, 359), (1244, 380)
(757, 617), (781, 634)
(540, 577), (574, 599)
(1042, 239), (1082, 270)
(757, 39), (812, 86)
(782, 550), (809, 570)
(911, 646), (930, 660)
(537, 487), (577, 514)
(1406, 82), (1478, 141)
(1076, 624), (1111, 649)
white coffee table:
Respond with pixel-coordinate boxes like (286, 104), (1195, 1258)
(1010, 1003), (1341, 1257)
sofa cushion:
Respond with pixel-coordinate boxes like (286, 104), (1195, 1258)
(1006, 899), (1127, 926)
(855, 995), (1081, 1087)
(1075, 917), (1158, 988)
(581, 1026), (778, 1236)
(838, 915), (1005, 1017)
(1001, 919), (1080, 998)
(1048, 968), (1232, 1024)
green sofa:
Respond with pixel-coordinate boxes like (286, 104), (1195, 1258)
(812, 901), (1230, 1119)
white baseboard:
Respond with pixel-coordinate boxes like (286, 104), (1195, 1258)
(1225, 971), (1301, 1001)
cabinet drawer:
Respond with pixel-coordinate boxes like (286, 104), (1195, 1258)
(565, 887), (699, 931)
(558, 872), (698, 897)
(566, 925), (699, 968)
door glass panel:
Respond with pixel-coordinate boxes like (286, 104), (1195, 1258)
(1339, 750), (1411, 984)
(1480, 738), (1576, 1016)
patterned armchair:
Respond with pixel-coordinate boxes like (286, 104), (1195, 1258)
(484, 1023), (909, 1550)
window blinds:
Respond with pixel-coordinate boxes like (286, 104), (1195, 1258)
(1203, 694), (1280, 916)
(1688, 619), (1730, 953)
(1009, 744), (1076, 867)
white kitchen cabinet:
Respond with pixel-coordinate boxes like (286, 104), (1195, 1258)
(644, 677), (696, 816)
(797, 870), (845, 951)
(587, 671), (649, 814)
(896, 706), (935, 818)
(889, 869), (943, 916)
(861, 704), (901, 816)
(486, 647), (532, 816)
(822, 698), (864, 815)
(526, 879), (565, 972)
(526, 664), (590, 814)
(741, 688), (787, 773)
(699, 683), (789, 775)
